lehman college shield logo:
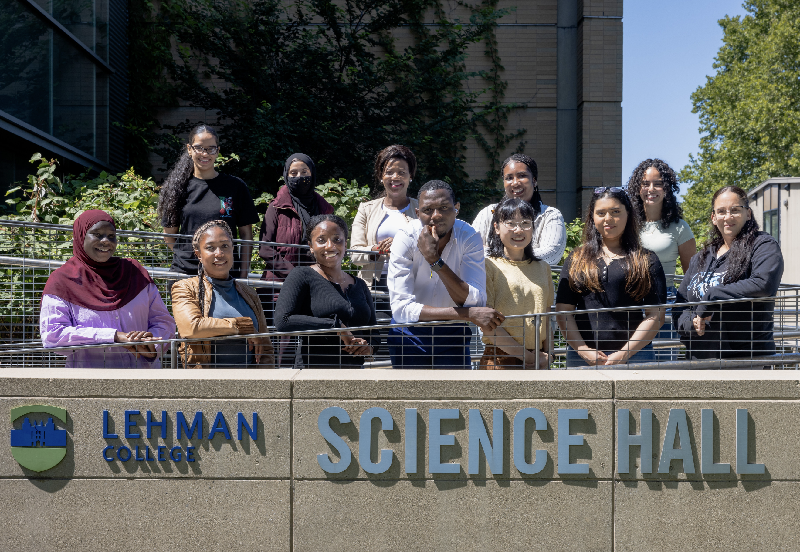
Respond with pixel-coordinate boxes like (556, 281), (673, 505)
(10, 405), (68, 472)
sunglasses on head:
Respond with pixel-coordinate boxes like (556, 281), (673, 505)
(593, 186), (623, 195)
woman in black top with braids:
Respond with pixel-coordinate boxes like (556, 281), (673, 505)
(159, 124), (260, 278)
(274, 215), (375, 368)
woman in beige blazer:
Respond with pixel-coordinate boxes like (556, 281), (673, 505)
(350, 145), (419, 315)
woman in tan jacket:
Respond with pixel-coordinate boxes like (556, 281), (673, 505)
(350, 145), (419, 315)
(171, 220), (275, 368)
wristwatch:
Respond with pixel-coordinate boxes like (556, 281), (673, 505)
(430, 257), (446, 272)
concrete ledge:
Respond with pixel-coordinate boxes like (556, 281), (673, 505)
(0, 368), (299, 399)
(607, 370), (800, 399)
(292, 369), (614, 399)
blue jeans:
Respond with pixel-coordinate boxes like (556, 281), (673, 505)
(566, 343), (655, 369)
(388, 320), (472, 369)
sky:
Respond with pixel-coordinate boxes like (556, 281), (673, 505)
(622, 0), (749, 196)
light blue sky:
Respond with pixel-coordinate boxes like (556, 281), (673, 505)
(622, 0), (748, 196)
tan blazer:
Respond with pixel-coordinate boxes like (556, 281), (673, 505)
(349, 196), (419, 284)
(171, 276), (275, 368)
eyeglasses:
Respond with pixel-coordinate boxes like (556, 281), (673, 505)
(501, 220), (533, 231)
(641, 180), (665, 189)
(714, 206), (746, 217)
(593, 187), (623, 195)
(190, 145), (219, 155)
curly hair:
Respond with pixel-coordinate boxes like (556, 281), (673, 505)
(158, 124), (220, 228)
(487, 197), (538, 262)
(698, 186), (761, 284)
(625, 158), (683, 229)
(568, 188), (652, 302)
(373, 145), (417, 197)
(501, 153), (542, 216)
(191, 219), (233, 316)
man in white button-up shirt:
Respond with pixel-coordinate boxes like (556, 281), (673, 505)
(387, 180), (504, 369)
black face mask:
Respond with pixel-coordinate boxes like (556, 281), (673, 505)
(287, 175), (313, 196)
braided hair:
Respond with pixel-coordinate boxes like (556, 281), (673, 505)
(192, 219), (234, 315)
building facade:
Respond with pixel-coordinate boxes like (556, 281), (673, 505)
(748, 177), (800, 285)
(0, 0), (128, 187)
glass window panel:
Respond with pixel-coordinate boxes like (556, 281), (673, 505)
(0, 2), (52, 132)
(764, 210), (779, 243)
(30, 0), (108, 61)
(768, 184), (779, 211)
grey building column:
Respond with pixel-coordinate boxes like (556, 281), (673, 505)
(556, 0), (579, 222)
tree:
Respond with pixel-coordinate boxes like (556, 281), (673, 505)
(127, 0), (525, 219)
(680, 0), (800, 242)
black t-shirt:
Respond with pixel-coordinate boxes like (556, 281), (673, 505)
(273, 266), (376, 367)
(556, 250), (666, 352)
(164, 173), (260, 275)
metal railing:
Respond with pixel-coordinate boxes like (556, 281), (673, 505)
(0, 218), (797, 370)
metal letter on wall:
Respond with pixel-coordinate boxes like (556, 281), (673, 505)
(317, 407), (353, 474)
(658, 409), (696, 474)
(617, 408), (653, 474)
(736, 408), (765, 475)
(429, 409), (461, 474)
(359, 407), (394, 474)
(467, 409), (504, 476)
(557, 409), (589, 474)
(513, 408), (548, 475)
(700, 409), (730, 474)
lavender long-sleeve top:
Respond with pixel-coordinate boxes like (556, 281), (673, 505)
(40, 284), (176, 368)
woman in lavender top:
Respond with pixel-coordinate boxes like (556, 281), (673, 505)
(40, 210), (175, 368)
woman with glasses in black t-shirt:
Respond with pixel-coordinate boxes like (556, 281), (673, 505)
(555, 187), (666, 368)
(158, 124), (260, 279)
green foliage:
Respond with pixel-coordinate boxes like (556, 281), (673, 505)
(5, 155), (72, 224)
(317, 179), (372, 230)
(561, 217), (585, 264)
(127, 0), (525, 222)
(680, 0), (800, 241)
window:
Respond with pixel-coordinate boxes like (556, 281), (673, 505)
(764, 209), (779, 242)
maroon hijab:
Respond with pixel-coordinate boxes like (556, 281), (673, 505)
(42, 210), (153, 311)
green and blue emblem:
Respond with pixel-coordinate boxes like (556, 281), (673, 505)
(10, 405), (68, 472)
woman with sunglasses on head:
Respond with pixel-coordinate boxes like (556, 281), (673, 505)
(274, 214), (375, 368)
(350, 145), (419, 316)
(479, 197), (554, 369)
(472, 153), (567, 265)
(555, 187), (666, 368)
(672, 186), (783, 363)
(159, 124), (261, 279)
(626, 159), (696, 361)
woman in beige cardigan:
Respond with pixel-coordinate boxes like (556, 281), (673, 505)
(350, 145), (419, 314)
(171, 220), (275, 368)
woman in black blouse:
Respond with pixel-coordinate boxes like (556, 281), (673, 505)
(555, 187), (666, 368)
(274, 215), (375, 368)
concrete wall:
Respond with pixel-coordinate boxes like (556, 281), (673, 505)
(5, 368), (796, 551)
(749, 178), (800, 285)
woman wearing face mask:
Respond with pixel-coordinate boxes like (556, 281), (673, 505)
(673, 186), (783, 363)
(350, 145), (419, 315)
(159, 124), (261, 279)
(274, 215), (375, 368)
(171, 220), (275, 368)
(40, 210), (176, 368)
(479, 197), (554, 369)
(258, 153), (334, 323)
(472, 153), (567, 265)
(555, 188), (666, 368)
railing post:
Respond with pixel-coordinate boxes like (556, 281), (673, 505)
(170, 337), (178, 370)
(534, 314), (540, 370)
